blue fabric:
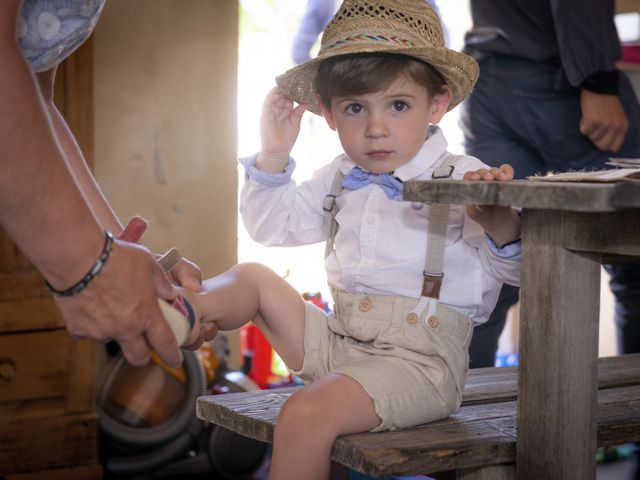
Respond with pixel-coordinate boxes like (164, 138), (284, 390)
(606, 264), (640, 355)
(461, 53), (640, 367)
(18, 0), (105, 72)
(239, 154), (296, 188)
(342, 166), (403, 200)
(461, 54), (640, 179)
(485, 234), (521, 260)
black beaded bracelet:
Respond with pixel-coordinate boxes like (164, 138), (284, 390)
(45, 230), (115, 297)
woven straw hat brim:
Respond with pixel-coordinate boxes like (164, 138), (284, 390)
(276, 44), (479, 115)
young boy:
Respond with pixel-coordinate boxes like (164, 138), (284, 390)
(185, 1), (521, 478)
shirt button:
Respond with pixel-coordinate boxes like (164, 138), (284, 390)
(367, 216), (376, 224)
(427, 315), (440, 328)
(406, 313), (418, 325)
(358, 297), (372, 312)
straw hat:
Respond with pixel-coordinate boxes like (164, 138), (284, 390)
(277, 0), (479, 115)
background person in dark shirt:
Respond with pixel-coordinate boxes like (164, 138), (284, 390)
(461, 0), (640, 375)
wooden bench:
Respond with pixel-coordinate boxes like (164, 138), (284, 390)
(197, 353), (640, 479)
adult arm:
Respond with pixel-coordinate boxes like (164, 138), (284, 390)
(0, 0), (184, 367)
(291, 0), (336, 64)
(36, 68), (123, 234)
(37, 68), (215, 347)
(551, 0), (628, 152)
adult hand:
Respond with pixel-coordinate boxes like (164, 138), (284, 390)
(53, 239), (184, 368)
(169, 257), (219, 349)
(579, 90), (628, 152)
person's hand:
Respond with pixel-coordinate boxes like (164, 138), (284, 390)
(166, 284), (219, 352)
(160, 250), (218, 350)
(579, 90), (628, 152)
(167, 256), (203, 292)
(168, 257), (219, 349)
(257, 86), (307, 173)
(52, 239), (185, 367)
(463, 164), (521, 247)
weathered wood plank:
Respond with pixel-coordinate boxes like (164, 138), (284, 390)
(402, 180), (640, 212)
(334, 385), (640, 477)
(197, 378), (640, 477)
(197, 353), (640, 444)
(463, 353), (640, 405)
(562, 211), (640, 257)
(518, 209), (601, 480)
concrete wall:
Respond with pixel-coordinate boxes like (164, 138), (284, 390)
(93, 0), (241, 365)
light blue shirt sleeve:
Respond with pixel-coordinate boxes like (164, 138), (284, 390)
(239, 154), (296, 187)
(485, 234), (521, 260)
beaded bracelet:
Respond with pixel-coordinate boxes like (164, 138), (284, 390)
(45, 230), (115, 297)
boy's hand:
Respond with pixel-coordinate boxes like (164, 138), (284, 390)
(463, 164), (521, 247)
(257, 87), (307, 173)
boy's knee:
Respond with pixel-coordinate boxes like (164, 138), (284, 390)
(232, 261), (279, 283)
(276, 390), (334, 440)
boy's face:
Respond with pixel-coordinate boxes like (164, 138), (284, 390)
(320, 73), (451, 174)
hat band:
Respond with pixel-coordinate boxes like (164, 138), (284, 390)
(324, 34), (416, 51)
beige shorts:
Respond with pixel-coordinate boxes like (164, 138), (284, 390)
(292, 289), (473, 432)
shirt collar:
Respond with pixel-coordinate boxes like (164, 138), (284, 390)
(394, 125), (449, 181)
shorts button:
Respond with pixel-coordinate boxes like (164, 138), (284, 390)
(358, 297), (372, 312)
(427, 315), (440, 328)
(406, 313), (418, 325)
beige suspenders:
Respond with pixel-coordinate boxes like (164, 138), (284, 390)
(421, 154), (460, 299)
(323, 155), (460, 299)
(323, 169), (345, 259)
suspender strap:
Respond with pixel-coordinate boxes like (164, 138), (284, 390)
(322, 154), (459, 299)
(323, 169), (345, 259)
(422, 154), (460, 299)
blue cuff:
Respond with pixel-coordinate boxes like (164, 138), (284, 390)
(239, 154), (296, 187)
(486, 234), (521, 260)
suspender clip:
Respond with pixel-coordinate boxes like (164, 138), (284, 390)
(422, 272), (444, 298)
(323, 194), (337, 213)
(432, 165), (455, 179)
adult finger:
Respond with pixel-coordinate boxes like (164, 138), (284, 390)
(119, 335), (153, 367)
(202, 321), (219, 342)
(144, 302), (184, 367)
(152, 259), (179, 302)
(172, 258), (204, 292)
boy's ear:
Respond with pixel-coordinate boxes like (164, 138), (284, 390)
(429, 85), (452, 124)
(317, 94), (337, 131)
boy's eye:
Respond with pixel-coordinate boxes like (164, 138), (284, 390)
(345, 103), (363, 114)
(392, 100), (408, 112)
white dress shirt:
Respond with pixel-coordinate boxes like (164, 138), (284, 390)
(240, 127), (520, 325)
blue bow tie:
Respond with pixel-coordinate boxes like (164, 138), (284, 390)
(342, 166), (404, 200)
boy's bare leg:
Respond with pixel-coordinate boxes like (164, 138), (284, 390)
(269, 372), (381, 480)
(185, 262), (307, 370)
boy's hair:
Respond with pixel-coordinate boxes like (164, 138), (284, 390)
(315, 53), (447, 108)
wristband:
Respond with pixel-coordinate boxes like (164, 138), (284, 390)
(45, 230), (115, 297)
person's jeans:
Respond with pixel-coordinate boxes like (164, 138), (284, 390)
(461, 53), (640, 368)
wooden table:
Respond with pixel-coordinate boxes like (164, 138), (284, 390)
(403, 179), (640, 480)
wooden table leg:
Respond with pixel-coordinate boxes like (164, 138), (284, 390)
(517, 210), (601, 479)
